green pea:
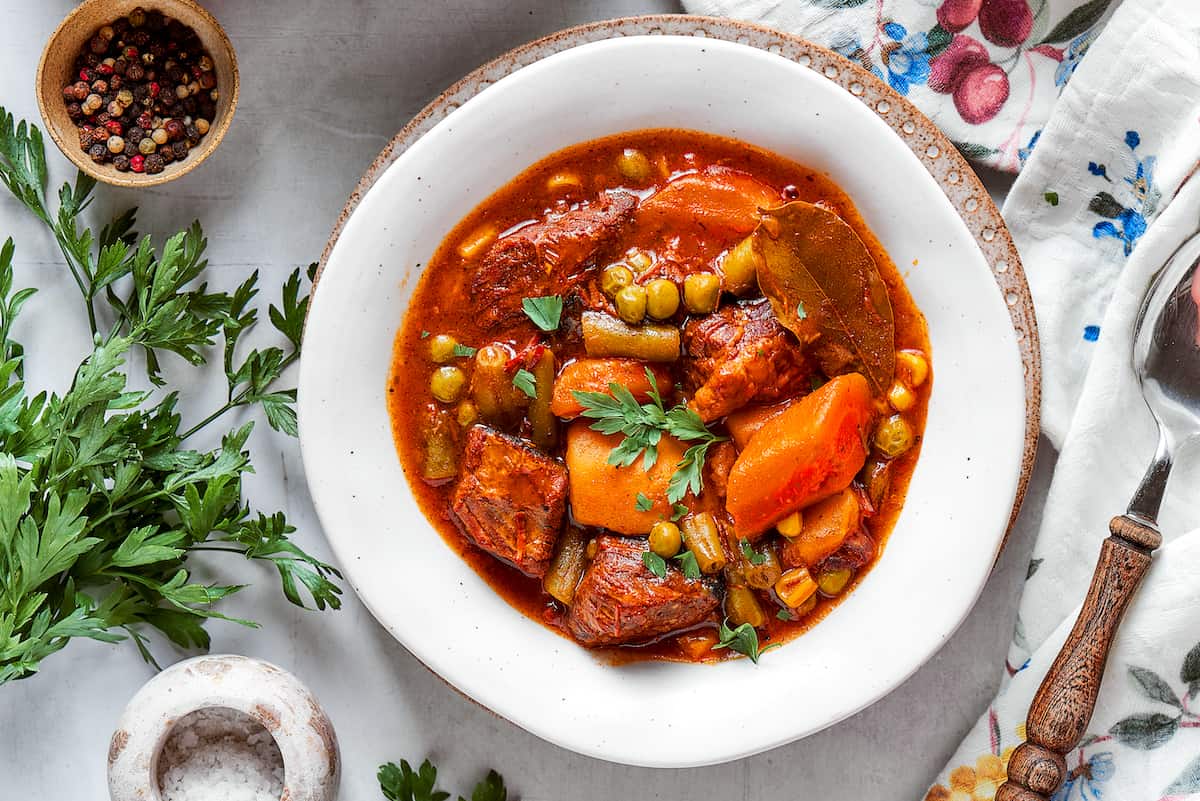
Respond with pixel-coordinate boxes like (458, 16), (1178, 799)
(615, 284), (648, 325)
(645, 278), (680, 320)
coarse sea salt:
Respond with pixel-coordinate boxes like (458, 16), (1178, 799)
(156, 706), (284, 801)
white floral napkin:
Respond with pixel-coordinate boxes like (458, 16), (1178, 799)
(679, 0), (1200, 798)
(681, 0), (1119, 173)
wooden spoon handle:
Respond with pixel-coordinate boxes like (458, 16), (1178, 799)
(997, 515), (1161, 801)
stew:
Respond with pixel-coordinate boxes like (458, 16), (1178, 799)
(388, 129), (931, 663)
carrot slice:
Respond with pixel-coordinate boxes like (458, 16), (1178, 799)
(779, 489), (861, 569)
(550, 359), (671, 419)
(637, 166), (780, 237)
(725, 373), (873, 537)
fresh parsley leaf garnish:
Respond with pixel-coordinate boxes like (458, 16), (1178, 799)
(378, 759), (506, 801)
(672, 503), (689, 522)
(452, 343), (477, 358)
(777, 609), (795, 621)
(511, 368), (537, 399)
(713, 620), (780, 664)
(673, 550), (701, 580)
(572, 369), (725, 503)
(635, 492), (653, 512)
(796, 301), (807, 320)
(739, 538), (766, 566)
(0, 107), (341, 683)
(521, 295), (563, 332)
(642, 550), (668, 578)
(420, 330), (430, 338)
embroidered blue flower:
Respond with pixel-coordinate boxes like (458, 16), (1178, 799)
(880, 22), (931, 95)
(831, 33), (886, 83)
(1056, 30), (1099, 87)
(1083, 325), (1100, 342)
(1052, 751), (1114, 801)
(1087, 130), (1159, 256)
(1018, 129), (1042, 167)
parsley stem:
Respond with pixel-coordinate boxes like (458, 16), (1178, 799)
(179, 349), (299, 441)
(50, 224), (99, 336)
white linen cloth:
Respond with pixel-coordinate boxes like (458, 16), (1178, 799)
(675, 0), (1200, 797)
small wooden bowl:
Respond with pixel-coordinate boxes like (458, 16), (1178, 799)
(35, 0), (239, 188)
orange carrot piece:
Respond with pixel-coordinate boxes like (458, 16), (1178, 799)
(725, 399), (796, 450)
(565, 421), (686, 535)
(550, 359), (670, 419)
(725, 373), (874, 537)
(637, 166), (780, 237)
(779, 489), (861, 569)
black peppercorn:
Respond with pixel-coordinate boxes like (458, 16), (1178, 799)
(110, 74), (124, 90)
(171, 141), (189, 161)
(182, 97), (197, 115)
(159, 146), (175, 164)
(95, 111), (112, 125)
(84, 52), (101, 68)
(159, 92), (175, 109)
(130, 30), (150, 47)
(113, 154), (131, 172)
(88, 143), (108, 163)
(166, 65), (184, 83)
(123, 140), (138, 157)
(126, 62), (146, 82)
(113, 59), (128, 77)
(66, 103), (83, 121)
(127, 126), (144, 144)
(89, 36), (108, 55)
(183, 123), (199, 143)
(143, 153), (164, 174)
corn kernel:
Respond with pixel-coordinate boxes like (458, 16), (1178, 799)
(457, 225), (497, 260)
(546, 172), (582, 192)
(776, 510), (802, 538)
(888, 381), (916, 412)
(897, 349), (929, 387)
(775, 566), (818, 609)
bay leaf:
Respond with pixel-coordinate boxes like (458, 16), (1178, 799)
(753, 201), (895, 395)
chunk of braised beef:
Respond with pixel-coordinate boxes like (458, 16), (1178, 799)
(450, 426), (568, 578)
(682, 299), (812, 421)
(818, 527), (876, 574)
(566, 535), (719, 646)
(470, 192), (637, 331)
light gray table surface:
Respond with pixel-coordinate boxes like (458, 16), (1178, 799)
(0, 1), (1039, 799)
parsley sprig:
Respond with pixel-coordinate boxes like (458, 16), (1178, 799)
(0, 108), (340, 683)
(379, 759), (506, 801)
(714, 620), (780, 664)
(571, 369), (725, 503)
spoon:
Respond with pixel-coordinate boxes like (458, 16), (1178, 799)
(998, 230), (1200, 801)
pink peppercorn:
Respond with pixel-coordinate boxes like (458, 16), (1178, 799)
(130, 154), (145, 172)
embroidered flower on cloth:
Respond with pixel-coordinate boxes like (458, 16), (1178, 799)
(1087, 131), (1160, 256)
(880, 22), (932, 95)
(1052, 751), (1115, 801)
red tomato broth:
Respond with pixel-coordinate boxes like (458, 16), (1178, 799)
(387, 129), (931, 663)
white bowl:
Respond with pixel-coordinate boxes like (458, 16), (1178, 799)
(299, 29), (1033, 767)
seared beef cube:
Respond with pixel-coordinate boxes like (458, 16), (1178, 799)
(566, 536), (719, 646)
(451, 426), (568, 577)
(471, 192), (637, 330)
(683, 299), (812, 421)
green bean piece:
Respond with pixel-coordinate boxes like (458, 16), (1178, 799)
(580, 311), (680, 362)
(742, 541), (783, 590)
(544, 527), (588, 605)
(471, 344), (526, 424)
(529, 348), (557, 451)
(682, 512), (726, 575)
(421, 405), (459, 483)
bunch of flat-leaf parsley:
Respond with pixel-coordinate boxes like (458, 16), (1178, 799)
(0, 108), (340, 684)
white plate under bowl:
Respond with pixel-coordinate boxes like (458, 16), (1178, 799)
(299, 26), (1035, 768)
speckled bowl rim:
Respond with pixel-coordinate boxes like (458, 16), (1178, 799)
(34, 0), (240, 188)
(314, 15), (1041, 546)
